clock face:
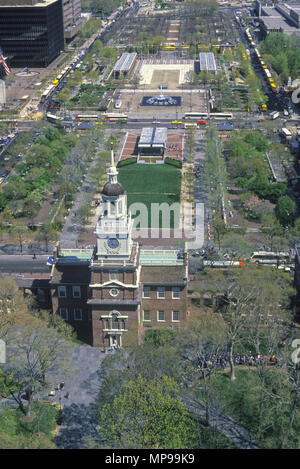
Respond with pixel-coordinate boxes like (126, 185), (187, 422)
(107, 238), (119, 249)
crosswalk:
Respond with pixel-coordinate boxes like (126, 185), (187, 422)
(143, 59), (193, 65)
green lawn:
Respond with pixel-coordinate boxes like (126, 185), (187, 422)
(0, 402), (60, 449)
(118, 164), (181, 228)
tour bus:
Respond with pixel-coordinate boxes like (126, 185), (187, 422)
(46, 113), (63, 123)
(75, 114), (98, 121)
(250, 251), (291, 265)
(280, 127), (292, 141)
(102, 113), (128, 121)
(184, 112), (208, 120)
(40, 84), (56, 103)
(209, 113), (233, 120)
(203, 260), (244, 268)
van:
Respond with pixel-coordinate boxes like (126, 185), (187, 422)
(184, 123), (197, 129)
(114, 99), (122, 109)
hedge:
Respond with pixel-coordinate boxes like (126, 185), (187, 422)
(117, 157), (137, 167)
(164, 157), (182, 169)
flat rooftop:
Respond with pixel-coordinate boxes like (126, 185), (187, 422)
(199, 52), (216, 72)
(261, 16), (299, 31)
(138, 127), (167, 148)
(0, 0), (58, 6)
(140, 249), (184, 266)
(56, 249), (93, 265)
(113, 53), (137, 73)
(261, 6), (281, 16)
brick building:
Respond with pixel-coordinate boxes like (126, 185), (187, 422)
(50, 150), (188, 347)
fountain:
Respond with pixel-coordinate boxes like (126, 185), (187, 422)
(140, 87), (181, 107)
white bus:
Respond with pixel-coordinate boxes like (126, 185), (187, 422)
(75, 114), (98, 120)
(184, 112), (208, 120)
(250, 251), (291, 265)
(209, 113), (233, 120)
(280, 128), (292, 141)
(203, 260), (244, 267)
(103, 113), (128, 121)
(40, 84), (56, 103)
(46, 113), (63, 123)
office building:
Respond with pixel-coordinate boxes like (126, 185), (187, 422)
(0, 0), (64, 67)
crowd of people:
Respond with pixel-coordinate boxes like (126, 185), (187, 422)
(200, 353), (284, 370)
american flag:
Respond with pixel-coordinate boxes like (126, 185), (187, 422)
(0, 47), (11, 76)
(207, 215), (211, 241)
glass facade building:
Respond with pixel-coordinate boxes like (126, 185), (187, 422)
(0, 0), (64, 67)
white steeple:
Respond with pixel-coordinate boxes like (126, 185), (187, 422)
(107, 148), (118, 185)
(94, 145), (133, 258)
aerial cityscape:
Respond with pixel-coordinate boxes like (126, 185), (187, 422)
(0, 0), (300, 452)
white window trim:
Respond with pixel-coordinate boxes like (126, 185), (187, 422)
(172, 311), (180, 322)
(172, 287), (180, 299)
(157, 287), (165, 299)
(74, 308), (82, 321)
(72, 285), (81, 298)
(143, 286), (151, 298)
(143, 310), (151, 322)
(59, 307), (68, 321)
(58, 286), (66, 298)
(157, 310), (165, 322)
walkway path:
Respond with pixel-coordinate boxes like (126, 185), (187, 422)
(48, 345), (109, 449)
(182, 394), (261, 449)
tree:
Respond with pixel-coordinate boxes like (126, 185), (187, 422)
(98, 376), (198, 449)
(178, 312), (226, 424)
(261, 214), (284, 251)
(2, 324), (71, 416)
(211, 215), (226, 249)
(10, 223), (29, 252)
(0, 278), (31, 339)
(275, 196), (296, 227)
(35, 223), (59, 252)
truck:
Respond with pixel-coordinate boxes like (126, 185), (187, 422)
(270, 111), (280, 120)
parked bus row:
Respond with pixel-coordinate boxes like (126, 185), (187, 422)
(249, 32), (277, 92)
(184, 112), (233, 121)
(203, 251), (293, 270)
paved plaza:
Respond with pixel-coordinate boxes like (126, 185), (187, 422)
(139, 62), (194, 87)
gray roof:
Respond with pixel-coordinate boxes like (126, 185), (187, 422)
(138, 127), (167, 148)
(141, 265), (187, 285)
(102, 182), (125, 197)
(261, 6), (281, 16)
(113, 53), (137, 73)
(199, 52), (216, 72)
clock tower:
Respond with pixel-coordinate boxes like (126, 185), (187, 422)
(95, 148), (133, 258)
(88, 148), (141, 348)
